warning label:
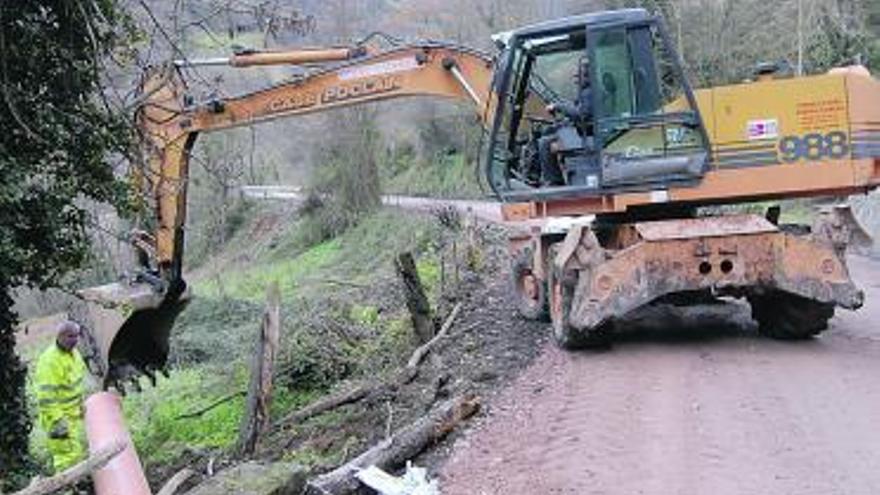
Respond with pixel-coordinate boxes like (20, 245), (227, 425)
(795, 99), (845, 131)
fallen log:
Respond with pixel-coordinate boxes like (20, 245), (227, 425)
(305, 393), (481, 495)
(276, 381), (391, 428)
(13, 440), (126, 495)
(155, 468), (196, 495)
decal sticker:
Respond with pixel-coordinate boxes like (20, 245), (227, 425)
(650, 190), (669, 203)
(747, 119), (779, 141)
(338, 57), (420, 81)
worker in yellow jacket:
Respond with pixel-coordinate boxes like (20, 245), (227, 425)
(34, 321), (88, 473)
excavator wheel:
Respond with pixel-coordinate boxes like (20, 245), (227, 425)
(748, 292), (835, 339)
(547, 247), (611, 349)
(511, 247), (548, 321)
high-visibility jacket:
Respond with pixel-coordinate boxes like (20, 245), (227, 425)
(34, 344), (87, 473)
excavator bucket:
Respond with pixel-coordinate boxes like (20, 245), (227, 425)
(77, 280), (190, 390)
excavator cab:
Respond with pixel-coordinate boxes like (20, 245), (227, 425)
(485, 9), (709, 201)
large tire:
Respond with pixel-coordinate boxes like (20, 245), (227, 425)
(511, 247), (548, 321)
(748, 292), (835, 339)
(547, 249), (611, 349)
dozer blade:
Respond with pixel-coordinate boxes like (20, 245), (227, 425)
(77, 280), (190, 389)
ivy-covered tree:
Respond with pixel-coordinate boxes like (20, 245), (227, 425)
(0, 1), (135, 488)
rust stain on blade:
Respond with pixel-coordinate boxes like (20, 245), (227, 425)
(635, 215), (778, 241)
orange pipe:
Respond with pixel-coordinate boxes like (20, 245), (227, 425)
(84, 392), (151, 495)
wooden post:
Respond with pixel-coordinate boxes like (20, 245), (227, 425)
(395, 252), (434, 345)
(236, 282), (281, 457)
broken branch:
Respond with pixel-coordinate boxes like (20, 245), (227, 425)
(278, 303), (465, 428)
(156, 468), (196, 495)
(405, 302), (462, 370)
(14, 441), (126, 495)
(174, 391), (246, 420)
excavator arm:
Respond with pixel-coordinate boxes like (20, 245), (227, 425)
(81, 40), (498, 388)
(139, 41), (495, 278)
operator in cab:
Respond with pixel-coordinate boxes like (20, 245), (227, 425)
(538, 60), (594, 186)
(34, 321), (89, 474)
(548, 62), (593, 127)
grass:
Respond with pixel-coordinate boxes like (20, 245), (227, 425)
(124, 367), (247, 464)
(194, 209), (441, 301)
(195, 238), (342, 301)
(122, 365), (320, 465)
(416, 254), (442, 304)
(382, 152), (484, 199)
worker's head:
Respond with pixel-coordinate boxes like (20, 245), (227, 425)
(56, 321), (80, 352)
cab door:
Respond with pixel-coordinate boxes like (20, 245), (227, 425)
(587, 20), (709, 189)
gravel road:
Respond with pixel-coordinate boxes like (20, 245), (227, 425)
(440, 255), (880, 495)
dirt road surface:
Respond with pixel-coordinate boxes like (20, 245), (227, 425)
(440, 255), (880, 495)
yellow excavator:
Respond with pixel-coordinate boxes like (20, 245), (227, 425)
(77, 9), (878, 388)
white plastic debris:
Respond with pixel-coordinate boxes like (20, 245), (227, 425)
(356, 461), (440, 495)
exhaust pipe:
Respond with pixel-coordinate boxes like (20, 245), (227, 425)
(84, 391), (151, 495)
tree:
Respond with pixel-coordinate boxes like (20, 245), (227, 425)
(0, 1), (135, 489)
(308, 106), (383, 236)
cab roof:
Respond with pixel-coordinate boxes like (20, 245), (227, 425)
(510, 8), (651, 38)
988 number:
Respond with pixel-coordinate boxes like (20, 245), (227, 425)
(778, 131), (849, 162)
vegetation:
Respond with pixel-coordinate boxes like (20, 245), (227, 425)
(86, 208), (442, 466)
(0, 1), (135, 488)
(122, 366), (321, 465)
(382, 150), (484, 199)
